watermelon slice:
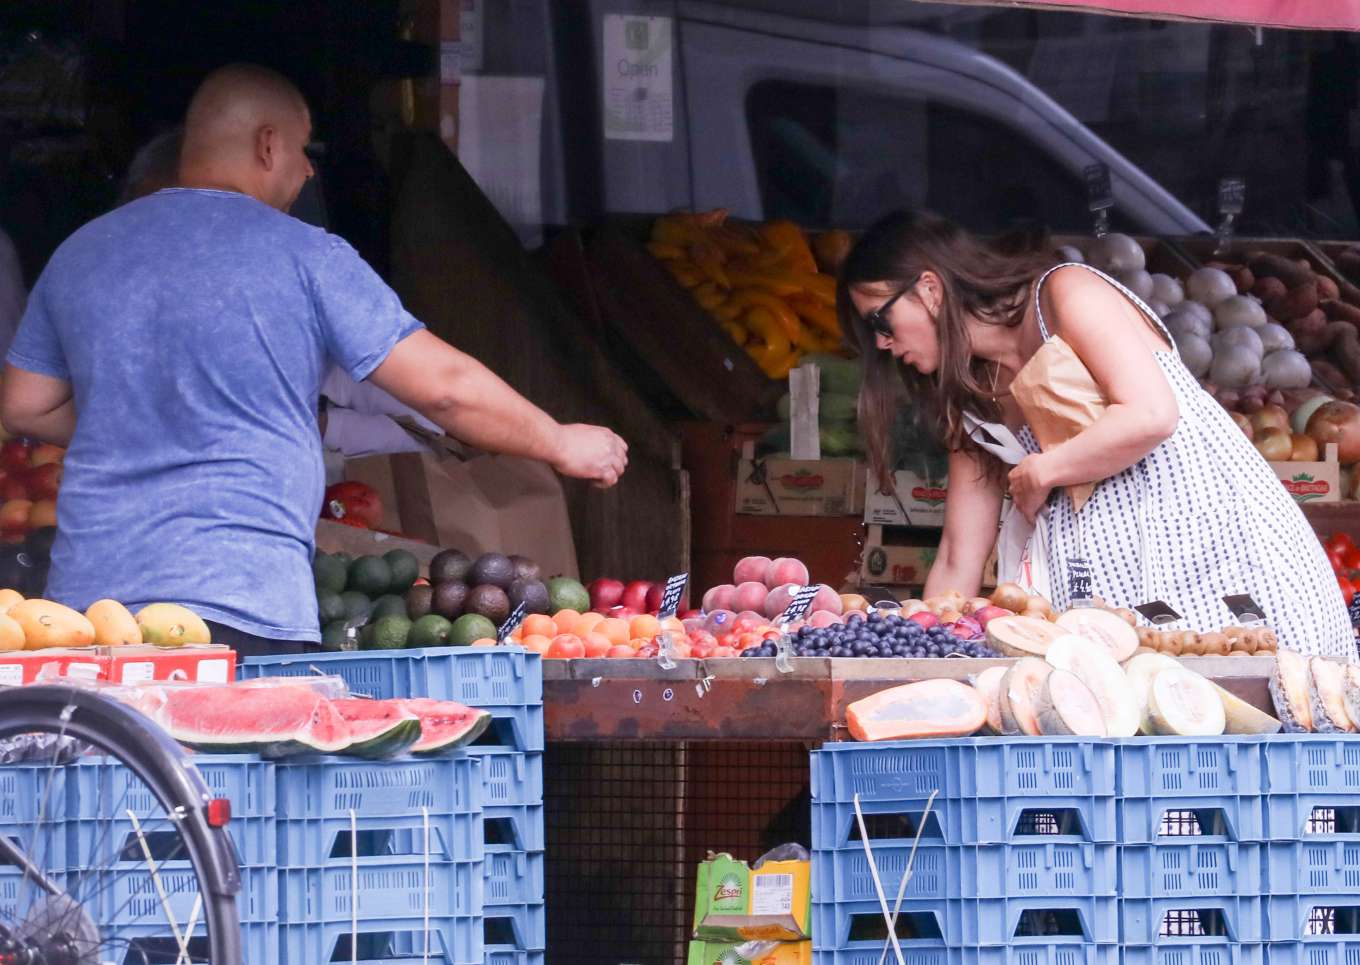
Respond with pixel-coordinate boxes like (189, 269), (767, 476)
(394, 698), (493, 754)
(331, 698), (423, 758)
(155, 684), (356, 757)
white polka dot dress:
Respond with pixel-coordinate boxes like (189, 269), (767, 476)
(1021, 263), (1354, 660)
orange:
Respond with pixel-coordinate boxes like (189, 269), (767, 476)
(659, 615), (685, 635)
(26, 499), (56, 530)
(581, 631), (611, 658)
(628, 637), (650, 651)
(606, 645), (636, 658)
(629, 614), (661, 640)
(598, 618), (631, 646)
(547, 633), (584, 659)
(552, 609), (582, 635)
(576, 611), (606, 634)
(521, 633), (553, 655)
(471, 637), (496, 648)
(522, 614), (556, 639)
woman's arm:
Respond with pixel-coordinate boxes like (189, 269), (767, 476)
(924, 447), (1004, 598)
(1009, 266), (1180, 520)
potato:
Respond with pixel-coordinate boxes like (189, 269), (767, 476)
(1198, 632), (1230, 657)
(1179, 633), (1206, 657)
(1319, 275), (1341, 301)
(1159, 632), (1183, 656)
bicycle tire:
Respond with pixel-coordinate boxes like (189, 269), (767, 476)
(0, 684), (242, 965)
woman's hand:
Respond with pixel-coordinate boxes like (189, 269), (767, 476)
(1009, 453), (1054, 522)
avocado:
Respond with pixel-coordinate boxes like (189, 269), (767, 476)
(509, 555), (541, 584)
(313, 554), (349, 596)
(547, 576), (590, 614)
(428, 549), (472, 585)
(508, 579), (550, 615)
(432, 581), (469, 621)
(321, 620), (361, 651)
(348, 556), (392, 597)
(339, 591), (373, 621)
(367, 615), (412, 650)
(358, 623), (377, 649)
(370, 594), (409, 620)
(331, 552), (354, 567)
(450, 613), (497, 646)
(317, 593), (346, 624)
(408, 614), (454, 648)
(469, 553), (515, 590)
(383, 549), (421, 593)
(406, 584), (434, 621)
(466, 584), (511, 625)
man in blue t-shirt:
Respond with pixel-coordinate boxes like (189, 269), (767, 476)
(0, 64), (628, 653)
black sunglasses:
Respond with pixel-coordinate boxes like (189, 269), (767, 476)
(863, 277), (919, 340)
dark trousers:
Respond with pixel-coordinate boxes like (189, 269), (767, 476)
(205, 621), (326, 660)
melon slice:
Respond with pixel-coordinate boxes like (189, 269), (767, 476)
(1213, 682), (1282, 734)
(1124, 652), (1181, 726)
(395, 698), (493, 754)
(998, 657), (1053, 736)
(1144, 668), (1226, 736)
(331, 698), (423, 758)
(1055, 608), (1139, 663)
(1270, 649), (1314, 732)
(1309, 658), (1356, 733)
(986, 616), (1065, 658)
(846, 679), (988, 742)
(1343, 665), (1360, 732)
(971, 666), (1009, 735)
(155, 684), (356, 756)
(1045, 635), (1140, 737)
(1035, 669), (1107, 737)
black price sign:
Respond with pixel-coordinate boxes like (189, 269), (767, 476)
(1067, 559), (1094, 606)
(1084, 163), (1114, 212)
(657, 574), (689, 619)
(497, 602), (529, 644)
(1135, 601), (1184, 626)
(1348, 594), (1360, 630)
(1223, 594), (1267, 626)
(777, 585), (821, 626)
(1218, 177), (1246, 217)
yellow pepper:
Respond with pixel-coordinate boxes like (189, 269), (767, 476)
(713, 301), (744, 322)
(724, 270), (804, 297)
(743, 306), (797, 378)
(765, 352), (800, 380)
(798, 273), (837, 306)
(693, 282), (726, 311)
(652, 214), (711, 248)
(646, 241), (687, 261)
(758, 220), (818, 274)
(667, 264), (706, 289)
(688, 240), (731, 289)
(721, 321), (748, 345)
(711, 224), (762, 257)
(786, 294), (841, 337)
(728, 289), (803, 342)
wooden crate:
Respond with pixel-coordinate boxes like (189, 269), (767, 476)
(1269, 443), (1341, 506)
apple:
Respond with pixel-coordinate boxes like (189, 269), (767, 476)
(620, 580), (652, 614)
(907, 611), (939, 630)
(28, 444), (63, 468)
(645, 582), (673, 613)
(0, 441), (31, 474)
(1, 477), (26, 502)
(972, 605), (1012, 630)
(587, 577), (625, 612)
(24, 463), (61, 501)
(0, 499), (31, 535)
(608, 605), (638, 620)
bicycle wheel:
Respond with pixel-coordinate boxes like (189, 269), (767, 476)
(0, 684), (242, 965)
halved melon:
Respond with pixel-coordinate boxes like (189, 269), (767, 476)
(986, 616), (1065, 658)
(1144, 668), (1226, 736)
(971, 666), (1009, 735)
(1343, 665), (1360, 732)
(1309, 657), (1356, 733)
(1055, 608), (1139, 663)
(1213, 681), (1282, 734)
(1124, 652), (1181, 725)
(1035, 669), (1107, 737)
(1270, 649), (1314, 732)
(998, 657), (1053, 736)
(1046, 635), (1140, 737)
(846, 679), (988, 742)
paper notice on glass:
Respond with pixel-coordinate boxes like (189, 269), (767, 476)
(789, 363), (820, 460)
(457, 75), (545, 246)
(602, 14), (674, 142)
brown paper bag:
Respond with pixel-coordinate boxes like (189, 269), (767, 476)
(1009, 335), (1107, 512)
(343, 440), (579, 579)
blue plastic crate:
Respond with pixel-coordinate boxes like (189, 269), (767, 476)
(1261, 736), (1360, 795)
(465, 748), (543, 806)
(107, 921), (278, 965)
(276, 808), (483, 868)
(278, 917), (481, 965)
(1261, 794), (1360, 841)
(0, 762), (70, 824)
(476, 703), (545, 753)
(1119, 843), (1263, 898)
(280, 855), (482, 923)
(483, 901), (546, 951)
(1123, 944), (1265, 965)
(239, 647), (542, 706)
(813, 841), (1118, 904)
(811, 895), (1120, 948)
(812, 947), (1120, 965)
(0, 814), (68, 871)
(813, 794), (1119, 849)
(485, 803), (546, 852)
(1119, 796), (1264, 844)
(0, 864), (65, 925)
(486, 952), (545, 965)
(1264, 841), (1360, 892)
(1121, 896), (1265, 944)
(1118, 739), (1264, 799)
(276, 753), (479, 819)
(1263, 894), (1360, 942)
(85, 861), (277, 926)
(1264, 941), (1360, 965)
(484, 847), (544, 906)
(70, 812), (275, 868)
(812, 739), (1117, 803)
(71, 755), (275, 820)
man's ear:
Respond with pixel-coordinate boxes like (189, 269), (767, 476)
(256, 125), (278, 171)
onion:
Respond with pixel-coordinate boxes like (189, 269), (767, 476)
(1306, 400), (1360, 464)
(1055, 245), (1084, 263)
(1261, 349), (1313, 390)
(1211, 326), (1264, 359)
(1087, 233), (1145, 274)
(1250, 404), (1290, 435)
(1147, 299), (1170, 318)
(1176, 334), (1212, 377)
(1165, 308), (1211, 341)
(1187, 267), (1238, 306)
(1210, 346), (1262, 388)
(1213, 294), (1267, 330)
(1150, 273), (1184, 306)
(1257, 323), (1294, 353)
(1229, 411), (1253, 440)
(1254, 427), (1292, 462)
(1178, 300), (1214, 326)
(1119, 269), (1155, 302)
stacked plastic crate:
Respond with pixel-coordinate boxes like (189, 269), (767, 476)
(810, 738), (1121, 965)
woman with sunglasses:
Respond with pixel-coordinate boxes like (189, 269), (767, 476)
(840, 210), (1352, 658)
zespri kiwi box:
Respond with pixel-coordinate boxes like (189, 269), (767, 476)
(693, 852), (811, 943)
(687, 939), (811, 965)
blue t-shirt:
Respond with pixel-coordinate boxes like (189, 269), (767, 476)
(7, 188), (423, 641)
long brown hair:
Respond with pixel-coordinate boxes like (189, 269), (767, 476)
(838, 211), (1057, 490)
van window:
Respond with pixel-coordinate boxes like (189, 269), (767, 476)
(747, 78), (1109, 234)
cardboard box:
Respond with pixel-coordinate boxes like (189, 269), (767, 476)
(1271, 443), (1340, 505)
(687, 940), (812, 965)
(860, 525), (996, 589)
(0, 650), (104, 687)
(0, 646), (235, 688)
(864, 470), (949, 527)
(693, 851), (811, 942)
(736, 443), (865, 517)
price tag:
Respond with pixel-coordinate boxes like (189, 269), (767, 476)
(497, 602), (528, 645)
(777, 585), (821, 627)
(1223, 594), (1267, 627)
(656, 574), (689, 619)
(1066, 559), (1094, 608)
(1084, 163), (1114, 212)
(1217, 176), (1246, 217)
(1134, 601), (1183, 626)
(1347, 594), (1360, 630)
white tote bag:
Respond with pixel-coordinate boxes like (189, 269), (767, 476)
(962, 412), (1052, 599)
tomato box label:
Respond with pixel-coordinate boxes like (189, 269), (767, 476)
(736, 444), (865, 517)
(1270, 444), (1339, 505)
(864, 470), (949, 527)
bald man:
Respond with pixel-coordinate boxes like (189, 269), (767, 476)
(1, 64), (627, 654)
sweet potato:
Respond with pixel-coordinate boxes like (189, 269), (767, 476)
(1291, 309), (1331, 354)
(1276, 281), (1320, 322)
(1319, 276), (1341, 301)
(1230, 266), (1255, 294)
(1310, 358), (1347, 390)
(1253, 276), (1289, 304)
(1324, 299), (1360, 329)
(1248, 252), (1315, 290)
(1331, 324), (1360, 383)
